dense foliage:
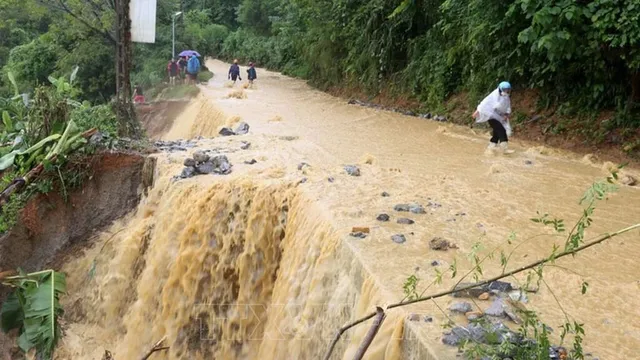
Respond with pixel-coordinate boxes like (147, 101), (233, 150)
(2, 0), (639, 135)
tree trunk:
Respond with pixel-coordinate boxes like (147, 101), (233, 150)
(114, 0), (142, 139)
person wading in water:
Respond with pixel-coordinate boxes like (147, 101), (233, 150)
(247, 62), (257, 86)
(473, 81), (514, 154)
(228, 59), (241, 84)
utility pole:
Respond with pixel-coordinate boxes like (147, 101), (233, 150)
(172, 11), (182, 59)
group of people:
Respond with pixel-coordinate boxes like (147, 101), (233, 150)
(227, 59), (257, 86)
(167, 55), (201, 86)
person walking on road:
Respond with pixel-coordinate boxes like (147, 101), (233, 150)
(228, 59), (241, 84)
(473, 81), (514, 154)
(167, 58), (179, 86)
(186, 55), (201, 85)
(178, 56), (188, 84)
(247, 62), (257, 86)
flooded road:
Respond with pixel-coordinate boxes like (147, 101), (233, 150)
(57, 60), (639, 360)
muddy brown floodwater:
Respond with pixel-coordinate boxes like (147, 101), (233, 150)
(55, 60), (639, 360)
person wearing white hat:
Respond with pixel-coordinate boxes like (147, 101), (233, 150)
(473, 81), (514, 154)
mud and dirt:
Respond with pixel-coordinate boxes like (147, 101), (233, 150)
(3, 60), (639, 360)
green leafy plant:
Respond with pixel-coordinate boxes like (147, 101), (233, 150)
(1, 269), (66, 359)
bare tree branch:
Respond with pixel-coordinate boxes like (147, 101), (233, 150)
(353, 307), (385, 360)
(323, 223), (640, 360)
(140, 336), (169, 360)
(37, 0), (116, 43)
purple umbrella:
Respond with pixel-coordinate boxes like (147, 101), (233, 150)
(179, 50), (201, 57)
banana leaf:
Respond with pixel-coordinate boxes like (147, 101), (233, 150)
(19, 134), (62, 156)
(18, 271), (66, 358)
(2, 111), (13, 132)
(0, 291), (23, 332)
(0, 151), (18, 171)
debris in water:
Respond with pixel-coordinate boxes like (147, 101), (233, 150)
(408, 313), (421, 321)
(381, 191), (390, 197)
(391, 234), (406, 244)
(240, 141), (251, 150)
(350, 232), (367, 239)
(484, 298), (507, 317)
(465, 311), (483, 321)
(344, 165), (361, 176)
(279, 135), (299, 141)
(180, 166), (196, 178)
(360, 153), (375, 165)
(424, 316), (433, 322)
(235, 122), (250, 135)
(621, 174), (637, 186)
(183, 158), (196, 167)
(376, 214), (390, 222)
(429, 237), (455, 251)
(193, 150), (210, 163)
(226, 88), (247, 99)
(431, 260), (441, 266)
(298, 177), (308, 184)
(328, 177), (335, 183)
(196, 162), (216, 174)
(298, 162), (310, 171)
(524, 160), (534, 165)
(449, 302), (473, 313)
(394, 203), (427, 214)
(394, 204), (410, 212)
(397, 218), (415, 225)
(351, 227), (370, 234)
(244, 159), (257, 165)
(219, 127), (236, 136)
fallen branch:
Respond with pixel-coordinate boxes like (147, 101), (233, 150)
(353, 307), (385, 360)
(323, 223), (640, 360)
(140, 336), (169, 360)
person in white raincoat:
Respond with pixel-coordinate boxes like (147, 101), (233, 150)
(473, 81), (514, 154)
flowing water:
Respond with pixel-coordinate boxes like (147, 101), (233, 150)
(55, 60), (639, 360)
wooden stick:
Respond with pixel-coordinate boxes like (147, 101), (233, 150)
(352, 307), (385, 360)
(140, 336), (168, 360)
(323, 223), (640, 360)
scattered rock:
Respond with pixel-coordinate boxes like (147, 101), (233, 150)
(298, 177), (308, 184)
(344, 165), (361, 176)
(352, 227), (370, 234)
(211, 155), (232, 174)
(465, 311), (483, 321)
(240, 141), (251, 150)
(424, 316), (433, 323)
(397, 218), (415, 225)
(350, 232), (367, 239)
(488, 281), (513, 293)
(621, 174), (637, 186)
(376, 214), (390, 222)
(409, 204), (426, 214)
(328, 177), (335, 183)
(484, 298), (506, 317)
(524, 160), (534, 165)
(435, 115), (447, 122)
(431, 260), (441, 266)
(219, 127), (236, 136)
(408, 313), (421, 321)
(478, 292), (490, 301)
(196, 162), (216, 174)
(193, 151), (210, 163)
(381, 191), (390, 197)
(183, 158), (196, 167)
(391, 234), (406, 244)
(452, 283), (487, 298)
(449, 302), (473, 313)
(394, 204), (411, 212)
(180, 166), (196, 178)
(508, 290), (528, 303)
(441, 326), (470, 346)
(298, 162), (310, 171)
(429, 237), (454, 251)
(235, 122), (250, 135)
(244, 159), (257, 165)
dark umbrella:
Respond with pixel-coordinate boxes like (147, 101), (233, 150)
(179, 50), (201, 57)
